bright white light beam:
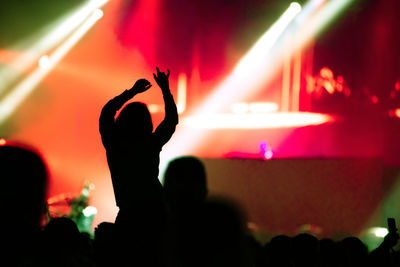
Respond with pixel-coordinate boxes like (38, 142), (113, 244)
(159, 2), (303, 161)
(0, 10), (104, 124)
(0, 0), (108, 94)
(195, 2), (302, 116)
(294, 0), (354, 50)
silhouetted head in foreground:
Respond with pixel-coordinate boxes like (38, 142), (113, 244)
(163, 156), (208, 212)
(264, 234), (294, 266)
(115, 102), (153, 139)
(44, 217), (80, 247)
(292, 233), (319, 267)
(338, 236), (368, 266)
(0, 141), (48, 229)
(194, 198), (251, 267)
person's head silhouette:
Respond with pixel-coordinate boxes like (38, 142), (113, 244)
(115, 102), (153, 139)
(0, 141), (48, 229)
(163, 156), (208, 211)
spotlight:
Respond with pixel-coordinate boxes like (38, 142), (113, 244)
(374, 228), (388, 238)
(38, 55), (50, 69)
(82, 206), (98, 217)
(182, 112), (331, 129)
(92, 9), (104, 20)
(0, 138), (6, 146)
(193, 2), (303, 116)
(177, 73), (187, 113)
(0, 0), (109, 94)
(0, 7), (106, 124)
(260, 141), (274, 160)
(290, 2), (302, 13)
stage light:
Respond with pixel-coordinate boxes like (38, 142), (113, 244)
(177, 73), (187, 114)
(235, 1), (301, 74)
(364, 227), (388, 239)
(159, 0), (352, 172)
(231, 103), (249, 114)
(290, 2), (302, 13)
(295, 0), (353, 48)
(183, 0), (352, 122)
(373, 227), (388, 238)
(0, 138), (6, 146)
(181, 112), (331, 129)
(249, 102), (279, 113)
(83, 206), (98, 217)
(159, 2), (305, 164)
(195, 2), (302, 116)
(361, 227), (391, 252)
(0, 9), (105, 124)
(38, 55), (50, 69)
(92, 8), (104, 20)
(231, 102), (278, 113)
(264, 150), (274, 160)
(260, 141), (274, 160)
(0, 0), (108, 94)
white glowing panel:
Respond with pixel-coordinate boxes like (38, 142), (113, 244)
(182, 112), (333, 129)
(231, 102), (279, 114)
(249, 102), (279, 113)
(177, 73), (187, 114)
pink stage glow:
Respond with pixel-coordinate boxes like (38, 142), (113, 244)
(181, 112), (333, 129)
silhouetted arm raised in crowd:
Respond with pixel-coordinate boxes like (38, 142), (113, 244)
(99, 79), (152, 148)
(369, 229), (399, 266)
(153, 67), (178, 146)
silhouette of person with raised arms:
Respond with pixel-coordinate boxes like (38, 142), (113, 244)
(100, 67), (178, 211)
(99, 67), (178, 266)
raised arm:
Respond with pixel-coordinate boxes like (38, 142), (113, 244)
(153, 67), (179, 146)
(99, 79), (152, 148)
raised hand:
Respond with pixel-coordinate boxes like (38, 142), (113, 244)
(153, 67), (170, 91)
(130, 79), (152, 93)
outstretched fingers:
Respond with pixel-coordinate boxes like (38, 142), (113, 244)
(154, 67), (169, 78)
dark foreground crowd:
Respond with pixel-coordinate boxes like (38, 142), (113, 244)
(1, 68), (399, 266)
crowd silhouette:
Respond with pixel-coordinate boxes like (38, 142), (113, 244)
(2, 67), (400, 266)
